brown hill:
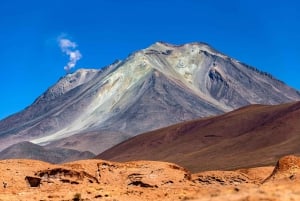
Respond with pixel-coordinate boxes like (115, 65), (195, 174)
(97, 101), (300, 172)
(0, 141), (95, 163)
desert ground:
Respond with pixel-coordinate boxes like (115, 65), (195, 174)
(0, 155), (300, 201)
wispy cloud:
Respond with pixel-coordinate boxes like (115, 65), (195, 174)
(58, 37), (82, 72)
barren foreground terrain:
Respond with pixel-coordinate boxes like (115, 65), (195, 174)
(1, 155), (300, 201)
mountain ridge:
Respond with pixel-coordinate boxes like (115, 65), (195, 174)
(0, 41), (299, 155)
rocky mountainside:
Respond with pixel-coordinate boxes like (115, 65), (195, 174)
(0, 42), (299, 155)
(98, 101), (300, 172)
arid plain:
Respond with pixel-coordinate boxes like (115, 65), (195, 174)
(1, 155), (300, 201)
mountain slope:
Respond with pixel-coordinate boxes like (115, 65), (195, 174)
(0, 42), (299, 154)
(0, 141), (95, 163)
(98, 101), (300, 172)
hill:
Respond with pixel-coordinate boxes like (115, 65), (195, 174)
(0, 141), (95, 163)
(98, 101), (300, 172)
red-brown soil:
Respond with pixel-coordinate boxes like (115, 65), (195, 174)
(1, 155), (300, 200)
(98, 101), (300, 172)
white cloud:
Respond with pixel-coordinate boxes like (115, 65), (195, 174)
(59, 39), (77, 50)
(58, 38), (82, 72)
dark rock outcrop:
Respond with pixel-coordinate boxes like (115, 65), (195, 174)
(25, 176), (41, 187)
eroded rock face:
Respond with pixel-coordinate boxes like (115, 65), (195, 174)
(34, 167), (99, 185)
(274, 155), (300, 172)
(21, 159), (192, 191)
(193, 171), (251, 185)
(95, 160), (192, 187)
(264, 155), (300, 183)
(1, 157), (300, 201)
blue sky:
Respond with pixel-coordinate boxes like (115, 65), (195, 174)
(0, 0), (300, 120)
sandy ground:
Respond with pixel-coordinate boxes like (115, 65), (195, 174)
(0, 155), (300, 201)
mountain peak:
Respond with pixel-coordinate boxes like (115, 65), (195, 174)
(150, 41), (212, 48)
(144, 41), (226, 60)
(0, 41), (299, 155)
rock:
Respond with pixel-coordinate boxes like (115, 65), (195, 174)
(35, 167), (99, 185)
(263, 155), (300, 183)
(25, 176), (41, 187)
(274, 155), (300, 172)
(193, 171), (250, 185)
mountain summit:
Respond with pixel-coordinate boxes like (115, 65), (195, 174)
(0, 42), (299, 154)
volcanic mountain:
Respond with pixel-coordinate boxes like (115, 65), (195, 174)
(98, 101), (300, 172)
(0, 42), (299, 156)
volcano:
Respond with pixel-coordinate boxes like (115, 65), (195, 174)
(0, 42), (299, 156)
